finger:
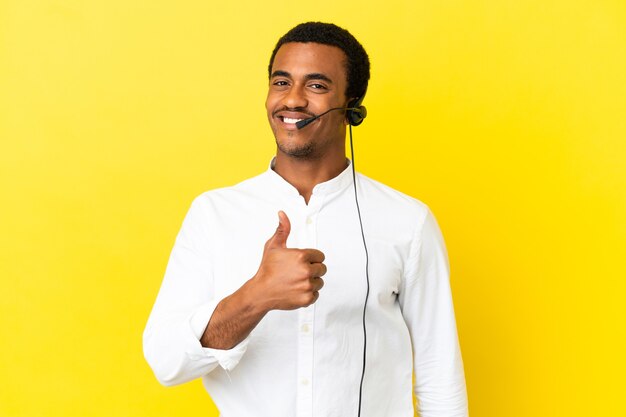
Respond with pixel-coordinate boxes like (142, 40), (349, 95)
(311, 277), (324, 291)
(309, 263), (327, 278)
(301, 248), (325, 263)
(266, 210), (291, 249)
(311, 290), (320, 304)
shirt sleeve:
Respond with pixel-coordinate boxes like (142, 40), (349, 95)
(398, 209), (469, 416)
(143, 197), (249, 386)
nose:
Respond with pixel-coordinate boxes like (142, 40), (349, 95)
(283, 83), (308, 109)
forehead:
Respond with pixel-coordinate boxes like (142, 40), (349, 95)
(271, 42), (348, 83)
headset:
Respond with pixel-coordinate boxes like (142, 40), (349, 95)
(346, 96), (370, 417)
(296, 97), (370, 417)
(295, 96), (367, 129)
(345, 96), (367, 126)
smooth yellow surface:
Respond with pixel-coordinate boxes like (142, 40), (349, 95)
(1, 1), (625, 416)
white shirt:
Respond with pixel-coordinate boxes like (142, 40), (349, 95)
(143, 161), (468, 417)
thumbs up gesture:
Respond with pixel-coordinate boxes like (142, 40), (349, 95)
(199, 210), (327, 349)
(252, 211), (327, 311)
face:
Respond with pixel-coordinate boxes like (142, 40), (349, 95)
(266, 42), (349, 160)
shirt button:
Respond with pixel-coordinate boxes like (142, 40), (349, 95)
(301, 324), (310, 333)
(306, 217), (313, 225)
(301, 378), (309, 386)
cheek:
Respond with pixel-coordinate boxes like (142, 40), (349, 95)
(265, 91), (275, 112)
(265, 100), (275, 122)
(264, 96), (271, 114)
(325, 111), (347, 127)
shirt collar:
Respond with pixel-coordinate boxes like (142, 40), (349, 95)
(265, 158), (354, 199)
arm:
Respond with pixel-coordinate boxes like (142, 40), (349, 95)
(201, 210), (326, 349)
(399, 209), (468, 417)
(144, 205), (325, 385)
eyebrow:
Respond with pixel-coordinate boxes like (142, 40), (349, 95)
(270, 70), (334, 84)
(305, 73), (333, 83)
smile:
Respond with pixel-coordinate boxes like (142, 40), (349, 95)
(282, 117), (304, 124)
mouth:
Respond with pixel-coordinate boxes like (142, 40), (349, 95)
(280, 116), (305, 125)
(273, 110), (313, 129)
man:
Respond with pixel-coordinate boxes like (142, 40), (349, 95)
(144, 22), (468, 417)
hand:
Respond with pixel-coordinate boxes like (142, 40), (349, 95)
(251, 211), (327, 311)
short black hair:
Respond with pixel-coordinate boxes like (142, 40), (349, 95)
(268, 22), (370, 100)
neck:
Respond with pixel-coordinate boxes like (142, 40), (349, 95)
(273, 151), (347, 204)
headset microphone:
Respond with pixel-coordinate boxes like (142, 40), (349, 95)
(295, 107), (345, 129)
(295, 99), (367, 130)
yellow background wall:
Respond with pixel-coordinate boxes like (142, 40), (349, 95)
(1, 1), (625, 416)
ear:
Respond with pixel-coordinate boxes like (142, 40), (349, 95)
(345, 97), (367, 126)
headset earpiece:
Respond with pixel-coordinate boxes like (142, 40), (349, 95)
(346, 97), (367, 126)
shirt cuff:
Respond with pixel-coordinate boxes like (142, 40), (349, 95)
(188, 301), (250, 372)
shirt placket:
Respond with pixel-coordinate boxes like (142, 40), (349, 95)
(296, 203), (319, 417)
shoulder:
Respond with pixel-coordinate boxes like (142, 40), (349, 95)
(356, 173), (430, 221)
(177, 171), (274, 232)
(191, 171), (270, 208)
(351, 173), (449, 277)
(354, 172), (435, 245)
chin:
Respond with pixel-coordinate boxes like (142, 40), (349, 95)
(276, 140), (317, 159)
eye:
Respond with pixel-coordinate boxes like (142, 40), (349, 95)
(308, 83), (330, 94)
(272, 80), (289, 87)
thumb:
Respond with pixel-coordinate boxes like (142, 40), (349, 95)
(266, 210), (291, 249)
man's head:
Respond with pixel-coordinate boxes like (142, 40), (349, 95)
(268, 22), (370, 102)
(266, 23), (370, 160)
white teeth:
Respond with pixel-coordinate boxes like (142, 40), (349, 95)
(283, 117), (303, 124)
